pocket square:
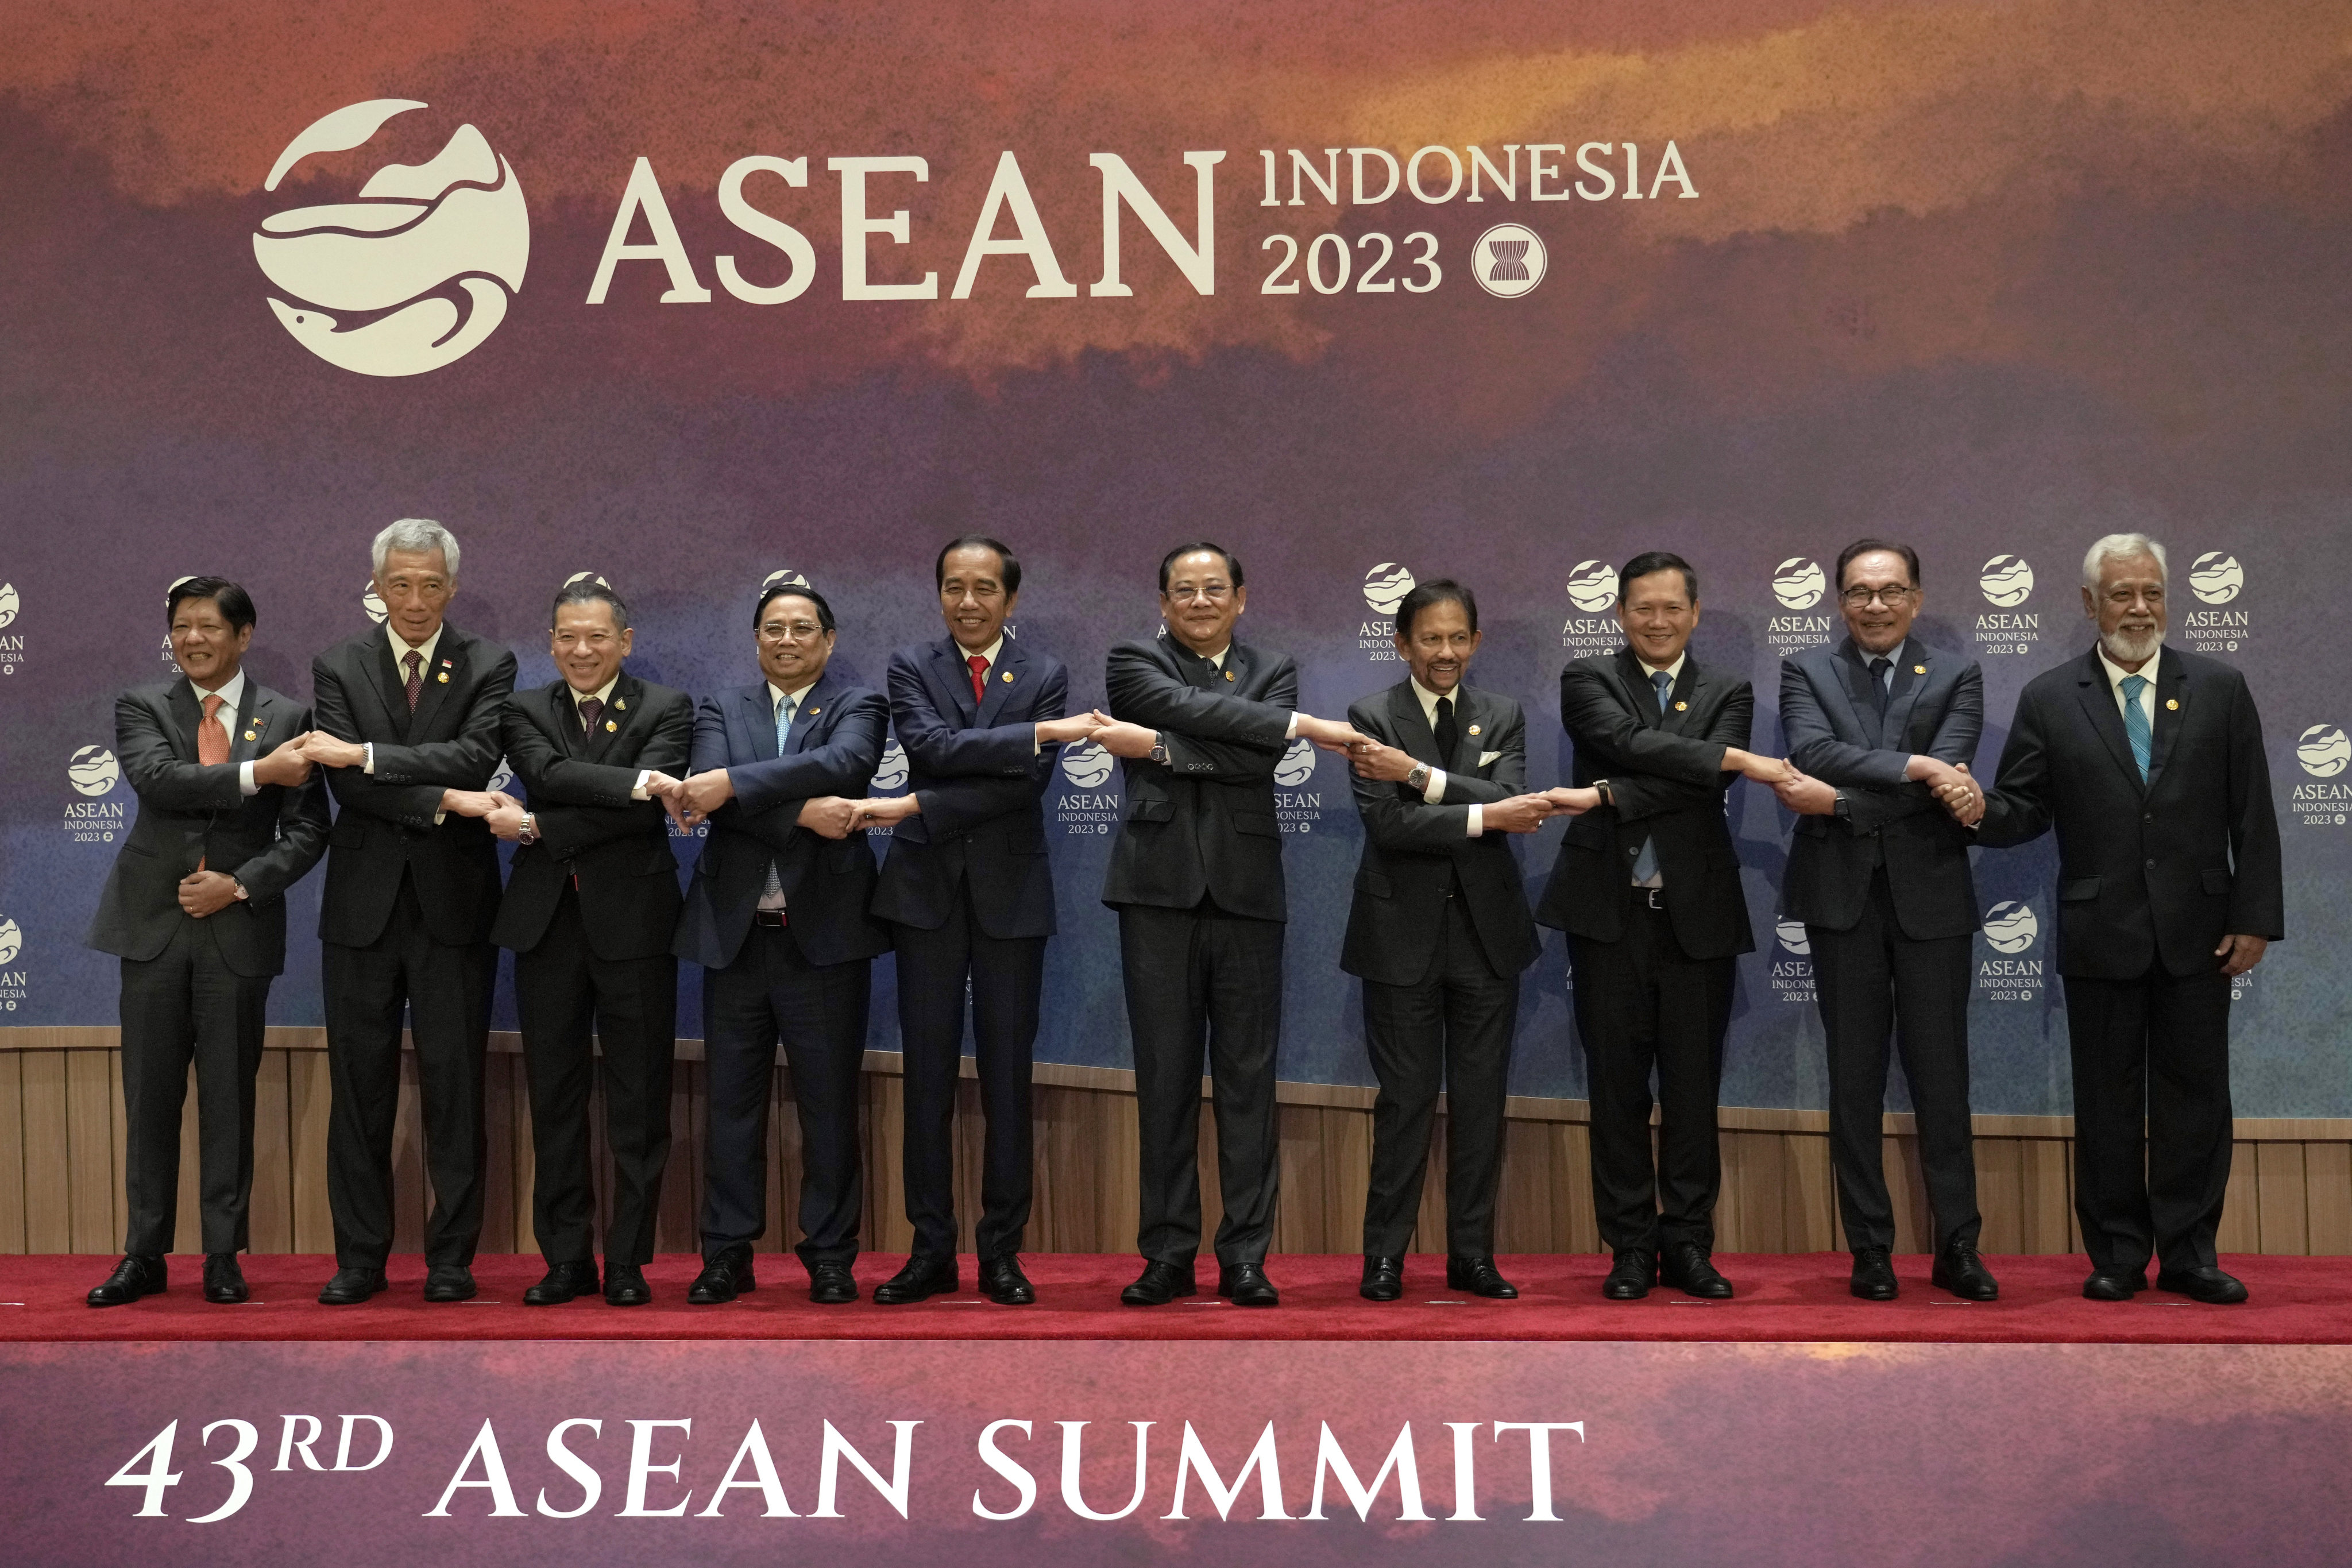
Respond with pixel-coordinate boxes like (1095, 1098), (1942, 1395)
(1479, 751), (1504, 767)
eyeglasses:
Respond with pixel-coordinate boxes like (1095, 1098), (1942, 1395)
(1165, 585), (1234, 604)
(1839, 586), (1919, 608)
(758, 620), (827, 643)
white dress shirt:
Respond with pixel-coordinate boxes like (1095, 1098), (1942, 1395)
(2095, 641), (2160, 730)
(187, 667), (260, 797)
(755, 677), (821, 910)
(1407, 675), (1484, 838)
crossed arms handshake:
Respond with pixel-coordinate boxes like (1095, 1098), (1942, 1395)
(1769, 752), (1986, 825)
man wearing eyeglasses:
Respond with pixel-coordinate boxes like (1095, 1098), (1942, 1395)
(1772, 540), (1999, 1303)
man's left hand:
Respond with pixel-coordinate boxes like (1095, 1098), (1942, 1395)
(2216, 933), (2269, 978)
(177, 870), (239, 918)
(302, 733), (368, 769)
(1774, 771), (1840, 816)
(1348, 739), (1417, 783)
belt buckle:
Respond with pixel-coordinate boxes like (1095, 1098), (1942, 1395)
(754, 909), (788, 929)
(1643, 887), (1666, 911)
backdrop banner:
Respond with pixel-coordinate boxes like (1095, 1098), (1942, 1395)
(3, 2), (2347, 1116)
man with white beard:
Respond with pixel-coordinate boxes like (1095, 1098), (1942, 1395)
(1952, 534), (2282, 1303)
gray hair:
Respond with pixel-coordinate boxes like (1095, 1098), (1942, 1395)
(372, 518), (461, 581)
(2081, 532), (2166, 589)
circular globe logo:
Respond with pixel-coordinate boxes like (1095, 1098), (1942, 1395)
(486, 755), (516, 795)
(1775, 918), (1811, 956)
(253, 100), (528, 377)
(0, 582), (19, 629)
(762, 569), (812, 595)
(1772, 558), (1826, 610)
(872, 739), (909, 792)
(0, 919), (20, 967)
(361, 581), (389, 624)
(1565, 561), (1618, 615)
(563, 571), (612, 591)
(68, 747), (119, 796)
(1363, 563), (1416, 616)
(1983, 901), (2039, 955)
(2298, 725), (2350, 778)
(1472, 222), (1546, 298)
(1274, 737), (1318, 788)
(1060, 740), (1114, 790)
(1979, 555), (2034, 607)
(2189, 553), (2244, 605)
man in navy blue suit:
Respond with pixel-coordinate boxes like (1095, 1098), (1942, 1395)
(855, 536), (1107, 1306)
(1774, 539), (1999, 1303)
(664, 578), (890, 1306)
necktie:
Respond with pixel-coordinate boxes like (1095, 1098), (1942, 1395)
(1867, 655), (1893, 720)
(198, 693), (229, 766)
(2121, 674), (2152, 780)
(761, 694), (799, 906)
(968, 652), (988, 705)
(1631, 670), (1674, 884)
(1652, 669), (1674, 712)
(578, 696), (603, 737)
(1433, 693), (1459, 766)
(401, 650), (423, 712)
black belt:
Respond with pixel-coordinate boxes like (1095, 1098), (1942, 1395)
(1631, 886), (1666, 911)
(753, 909), (789, 928)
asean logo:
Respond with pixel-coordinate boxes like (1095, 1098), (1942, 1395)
(1979, 555), (2034, 607)
(1771, 558), (1826, 611)
(1565, 561), (1618, 615)
(1060, 741), (1114, 790)
(1274, 737), (1318, 788)
(1472, 223), (1546, 299)
(0, 582), (19, 630)
(2297, 725), (2350, 778)
(254, 100), (528, 377)
(872, 739), (910, 793)
(486, 755), (516, 795)
(361, 582), (389, 624)
(2189, 553), (2244, 605)
(1983, 901), (2038, 955)
(1362, 563), (1416, 616)
(1774, 918), (1811, 956)
(68, 747), (119, 796)
(0, 918), (20, 967)
(762, 569), (813, 596)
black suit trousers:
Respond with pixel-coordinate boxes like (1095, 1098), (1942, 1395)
(1569, 898), (1734, 1253)
(2062, 966), (2233, 1276)
(1810, 870), (1980, 1253)
(119, 920), (271, 1256)
(513, 886), (677, 1267)
(321, 872), (493, 1269)
(1360, 897), (1517, 1258)
(700, 927), (870, 1266)
(1119, 902), (1283, 1268)
(891, 890), (1043, 1261)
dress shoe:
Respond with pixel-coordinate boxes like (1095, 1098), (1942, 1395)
(603, 1263), (652, 1307)
(1360, 1254), (1405, 1301)
(2081, 1268), (2149, 1301)
(1602, 1248), (1657, 1300)
(979, 1254), (1036, 1306)
(689, 1243), (757, 1304)
(523, 1261), (601, 1307)
(203, 1253), (249, 1304)
(1446, 1255), (1519, 1299)
(423, 1265), (477, 1303)
(1933, 1241), (2000, 1301)
(1660, 1241), (1735, 1299)
(806, 1261), (860, 1304)
(87, 1253), (167, 1308)
(1218, 1261), (1280, 1307)
(317, 1266), (388, 1306)
(1849, 1247), (1899, 1300)
(1119, 1259), (1196, 1306)
(874, 1255), (959, 1305)
(2156, 1265), (2249, 1304)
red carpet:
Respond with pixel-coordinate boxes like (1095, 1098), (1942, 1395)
(4, 1253), (2343, 1343)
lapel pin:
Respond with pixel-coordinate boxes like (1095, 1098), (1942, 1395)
(435, 671), (449, 683)
(438, 657), (453, 668)
(1224, 670), (1235, 682)
(615, 697), (627, 710)
(1001, 670), (1014, 683)
(2166, 698), (2179, 710)
(244, 731), (258, 741)
(1914, 664), (1926, 675)
(604, 719), (617, 732)
(806, 706), (820, 716)
(1468, 723), (1482, 736)
(1674, 700), (1689, 711)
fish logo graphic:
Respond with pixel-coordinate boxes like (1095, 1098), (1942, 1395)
(1362, 563), (1416, 616)
(2188, 553), (2244, 605)
(1060, 741), (1114, 791)
(1983, 901), (2039, 955)
(68, 747), (119, 797)
(1274, 737), (1318, 788)
(1979, 555), (2035, 607)
(1566, 561), (1619, 615)
(2297, 725), (2349, 778)
(1772, 558), (1826, 611)
(1775, 918), (1811, 956)
(872, 739), (910, 793)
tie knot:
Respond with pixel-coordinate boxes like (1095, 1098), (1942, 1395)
(1652, 671), (1671, 689)
(404, 650), (420, 671)
(2122, 674), (2147, 697)
(1436, 694), (1453, 715)
(1869, 656), (1891, 674)
(968, 654), (987, 673)
(201, 693), (223, 717)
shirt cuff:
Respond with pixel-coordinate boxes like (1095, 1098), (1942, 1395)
(632, 769), (651, 801)
(238, 760), (258, 797)
(1467, 803), (1484, 837)
(1422, 767), (1447, 804)
(1285, 713), (1299, 740)
(363, 741), (375, 774)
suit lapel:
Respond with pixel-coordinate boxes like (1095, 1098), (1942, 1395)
(229, 682), (266, 770)
(1882, 645), (1926, 749)
(1388, 682), (1440, 767)
(785, 673), (832, 756)
(1831, 640), (1880, 742)
(164, 679), (201, 763)
(406, 628), (462, 738)
(2072, 650), (2147, 794)
(578, 673), (638, 762)
(2145, 646), (2189, 788)
(975, 638), (1024, 728)
(1453, 686), (1494, 773)
(934, 638), (980, 725)
(1659, 659), (1703, 735)
(1612, 648), (1663, 731)
(744, 685), (780, 762)
(368, 634), (414, 740)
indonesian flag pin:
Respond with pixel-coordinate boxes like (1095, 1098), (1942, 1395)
(605, 720), (617, 732)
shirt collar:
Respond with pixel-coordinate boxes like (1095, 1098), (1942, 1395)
(767, 676), (820, 712)
(190, 668), (246, 710)
(2096, 641), (2160, 694)
(387, 623), (445, 670)
(954, 635), (1006, 670)
(1407, 674), (1463, 725)
(570, 673), (621, 709)
(1632, 649), (1686, 688)
(1854, 636), (1907, 671)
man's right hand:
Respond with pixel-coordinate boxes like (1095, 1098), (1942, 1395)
(1724, 748), (1796, 784)
(795, 795), (860, 839)
(440, 788), (519, 818)
(1091, 720), (1160, 759)
(1482, 794), (1553, 833)
(1037, 711), (1111, 745)
(253, 733), (315, 787)
(1295, 714), (1369, 753)
(301, 733), (368, 770)
(672, 769), (736, 828)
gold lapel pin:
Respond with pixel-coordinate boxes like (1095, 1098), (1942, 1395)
(806, 706), (820, 715)
(1468, 723), (1482, 736)
(1001, 670), (1014, 683)
(244, 731), (258, 741)
(615, 697), (627, 710)
(1224, 670), (1235, 682)
(604, 719), (617, 732)
(436, 671), (450, 683)
(1914, 664), (1926, 674)
(1674, 700), (1689, 711)
(2166, 698), (2179, 710)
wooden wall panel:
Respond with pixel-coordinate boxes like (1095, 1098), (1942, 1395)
(287, 1051), (334, 1254)
(0, 1053), (22, 1254)
(65, 1050), (115, 1252)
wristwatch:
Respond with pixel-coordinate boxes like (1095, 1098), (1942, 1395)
(1832, 792), (1852, 821)
(1146, 740), (1170, 767)
(1593, 778), (1614, 808)
(230, 879), (249, 902)
(518, 812), (539, 844)
(1406, 763), (1432, 794)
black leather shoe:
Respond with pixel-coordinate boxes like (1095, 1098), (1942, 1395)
(1218, 1261), (1280, 1307)
(979, 1254), (1036, 1306)
(1661, 1242), (1735, 1299)
(1933, 1241), (2000, 1300)
(87, 1253), (168, 1308)
(1602, 1248), (1657, 1300)
(603, 1263), (652, 1307)
(317, 1266), (388, 1306)
(1447, 1255), (1519, 1298)
(2156, 1265), (2249, 1304)
(689, 1243), (757, 1304)
(807, 1261), (860, 1304)
(2082, 1268), (2149, 1301)
(1120, 1260), (1196, 1306)
(1360, 1255), (1405, 1301)
(423, 1265), (477, 1303)
(523, 1261), (600, 1306)
(874, 1255), (959, 1305)
(203, 1253), (249, 1304)
(1850, 1247), (1899, 1301)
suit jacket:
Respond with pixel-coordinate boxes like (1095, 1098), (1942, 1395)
(1779, 638), (1983, 939)
(489, 673), (693, 961)
(1535, 647), (1756, 960)
(871, 635), (1068, 939)
(86, 677), (330, 978)
(1341, 679), (1540, 980)
(1099, 635), (1298, 922)
(1977, 644), (2283, 979)
(671, 669), (891, 971)
(311, 623), (517, 948)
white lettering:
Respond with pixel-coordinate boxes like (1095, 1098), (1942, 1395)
(829, 156), (939, 300)
(952, 150), (1076, 299)
(1165, 1421), (1289, 1521)
(972, 1419), (1038, 1520)
(1091, 152), (1225, 296)
(716, 155), (817, 304)
(424, 1420), (524, 1517)
(586, 157), (712, 304)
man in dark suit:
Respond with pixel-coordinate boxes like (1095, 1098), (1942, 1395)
(1090, 542), (1365, 1308)
(1774, 539), (1999, 1302)
(1536, 551), (1788, 1301)
(484, 577), (692, 1307)
(83, 577), (329, 1307)
(666, 579), (889, 1306)
(1962, 534), (2282, 1303)
(856, 536), (1105, 1307)
(300, 520), (518, 1305)
(1340, 578), (1584, 1303)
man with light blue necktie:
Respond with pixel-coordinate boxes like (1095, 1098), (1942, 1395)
(1969, 534), (2282, 1304)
